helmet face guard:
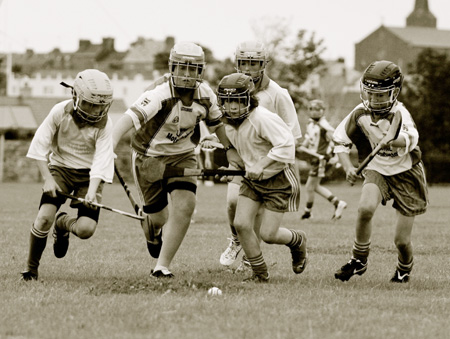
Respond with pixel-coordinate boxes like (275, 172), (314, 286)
(217, 73), (255, 125)
(235, 41), (268, 82)
(169, 42), (205, 89)
(360, 60), (403, 114)
(308, 100), (326, 120)
(70, 69), (113, 123)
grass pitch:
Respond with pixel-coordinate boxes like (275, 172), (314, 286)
(1, 181), (449, 339)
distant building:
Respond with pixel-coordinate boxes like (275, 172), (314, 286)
(355, 0), (450, 72)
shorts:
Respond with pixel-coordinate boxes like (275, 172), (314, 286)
(308, 158), (327, 178)
(132, 150), (198, 214)
(363, 162), (428, 216)
(239, 164), (300, 213)
(40, 166), (103, 221)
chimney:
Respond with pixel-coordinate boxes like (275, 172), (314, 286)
(78, 40), (91, 51)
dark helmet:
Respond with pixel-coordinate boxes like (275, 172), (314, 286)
(360, 60), (403, 114)
(307, 99), (326, 120)
(217, 73), (255, 125)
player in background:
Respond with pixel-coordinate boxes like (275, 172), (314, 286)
(215, 41), (302, 269)
(333, 60), (428, 283)
(298, 99), (347, 220)
(112, 42), (240, 278)
(21, 69), (115, 281)
(217, 73), (307, 282)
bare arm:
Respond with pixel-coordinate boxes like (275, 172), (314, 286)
(112, 114), (135, 150)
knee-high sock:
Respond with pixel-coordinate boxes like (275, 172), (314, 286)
(26, 225), (49, 273)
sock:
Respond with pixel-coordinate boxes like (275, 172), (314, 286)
(352, 240), (370, 263)
(26, 224), (50, 273)
(230, 225), (239, 241)
(305, 202), (313, 211)
(397, 258), (414, 273)
(247, 252), (268, 277)
(328, 196), (339, 206)
(286, 229), (302, 248)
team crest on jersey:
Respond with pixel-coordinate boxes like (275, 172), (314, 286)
(172, 116), (179, 124)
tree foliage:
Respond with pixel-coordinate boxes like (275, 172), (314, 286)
(402, 48), (450, 157)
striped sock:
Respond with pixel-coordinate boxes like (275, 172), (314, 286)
(286, 229), (302, 248)
(247, 252), (268, 277)
(352, 240), (370, 263)
(26, 224), (50, 273)
(398, 258), (414, 273)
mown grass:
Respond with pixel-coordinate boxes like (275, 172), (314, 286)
(1, 181), (449, 339)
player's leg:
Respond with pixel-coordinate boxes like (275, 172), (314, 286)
(220, 181), (242, 266)
(152, 184), (197, 277)
(390, 213), (415, 283)
(335, 181), (382, 281)
(301, 175), (318, 219)
(314, 184), (348, 220)
(21, 202), (58, 281)
(234, 195), (268, 282)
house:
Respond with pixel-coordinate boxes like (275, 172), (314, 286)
(355, 0), (450, 72)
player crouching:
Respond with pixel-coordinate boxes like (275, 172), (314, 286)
(21, 69), (115, 281)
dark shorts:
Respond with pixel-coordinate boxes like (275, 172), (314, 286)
(39, 166), (103, 221)
(132, 150), (198, 214)
(239, 164), (300, 213)
(363, 162), (428, 216)
(308, 158), (327, 178)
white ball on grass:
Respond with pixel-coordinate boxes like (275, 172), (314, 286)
(207, 287), (222, 296)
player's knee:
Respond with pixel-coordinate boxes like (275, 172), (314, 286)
(358, 205), (375, 221)
(394, 238), (411, 252)
(34, 215), (55, 230)
(260, 229), (277, 244)
(75, 222), (96, 239)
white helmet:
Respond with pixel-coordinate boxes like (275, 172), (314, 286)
(235, 41), (268, 82)
(168, 42), (205, 89)
(72, 69), (113, 123)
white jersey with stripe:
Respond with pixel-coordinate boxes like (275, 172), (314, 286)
(333, 101), (420, 176)
(26, 99), (114, 183)
(303, 117), (335, 155)
(255, 75), (302, 141)
(125, 81), (223, 157)
(225, 106), (295, 180)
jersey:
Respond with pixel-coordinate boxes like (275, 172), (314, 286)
(333, 101), (421, 176)
(225, 106), (295, 180)
(125, 80), (223, 157)
(27, 99), (114, 183)
(255, 75), (302, 141)
(303, 117), (335, 156)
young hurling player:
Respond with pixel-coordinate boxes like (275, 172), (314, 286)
(217, 41), (302, 269)
(21, 69), (115, 281)
(217, 72), (307, 282)
(299, 99), (347, 220)
(333, 60), (428, 283)
(112, 42), (240, 278)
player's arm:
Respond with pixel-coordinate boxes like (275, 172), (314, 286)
(214, 124), (244, 169)
(112, 114), (134, 150)
(36, 159), (60, 198)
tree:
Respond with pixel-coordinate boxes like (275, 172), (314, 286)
(401, 48), (450, 182)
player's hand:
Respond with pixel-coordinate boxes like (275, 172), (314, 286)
(246, 164), (264, 181)
(83, 192), (98, 210)
(42, 177), (61, 198)
(200, 135), (220, 149)
(345, 167), (358, 185)
(216, 166), (237, 183)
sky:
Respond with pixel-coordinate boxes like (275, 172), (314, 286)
(1, 0), (450, 68)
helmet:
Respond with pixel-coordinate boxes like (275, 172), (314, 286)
(169, 42), (205, 89)
(72, 69), (113, 123)
(235, 41), (268, 82)
(217, 73), (255, 125)
(307, 99), (326, 120)
(360, 60), (403, 114)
